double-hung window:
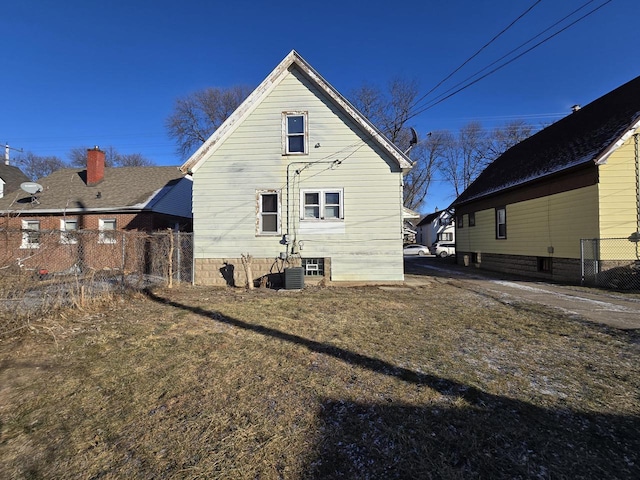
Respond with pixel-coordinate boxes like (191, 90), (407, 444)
(257, 190), (281, 235)
(496, 207), (507, 239)
(60, 219), (78, 244)
(21, 220), (40, 249)
(283, 112), (307, 154)
(301, 189), (343, 220)
(99, 219), (117, 244)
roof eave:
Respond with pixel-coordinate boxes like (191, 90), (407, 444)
(594, 116), (640, 165)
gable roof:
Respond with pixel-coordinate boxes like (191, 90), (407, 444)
(416, 209), (450, 227)
(0, 166), (189, 216)
(180, 50), (412, 174)
(453, 75), (640, 206)
(0, 164), (30, 195)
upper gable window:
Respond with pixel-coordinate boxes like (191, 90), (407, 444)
(283, 112), (308, 155)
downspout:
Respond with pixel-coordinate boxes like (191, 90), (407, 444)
(635, 134), (639, 259)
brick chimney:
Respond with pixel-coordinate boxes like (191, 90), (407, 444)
(86, 146), (105, 185)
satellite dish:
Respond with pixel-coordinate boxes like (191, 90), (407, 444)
(409, 127), (418, 147)
(403, 127), (419, 155)
(21, 182), (43, 195)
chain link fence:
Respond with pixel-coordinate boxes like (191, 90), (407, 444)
(0, 228), (193, 334)
(581, 237), (640, 290)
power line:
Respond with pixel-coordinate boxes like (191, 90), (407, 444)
(407, 0), (614, 121)
(409, 0), (600, 117)
(410, 0), (543, 111)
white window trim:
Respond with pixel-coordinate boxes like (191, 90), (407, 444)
(20, 220), (40, 249)
(496, 207), (507, 239)
(257, 190), (281, 236)
(99, 218), (117, 244)
(300, 188), (344, 221)
(60, 219), (78, 244)
(282, 111), (308, 155)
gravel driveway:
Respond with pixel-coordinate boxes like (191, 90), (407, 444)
(405, 256), (640, 330)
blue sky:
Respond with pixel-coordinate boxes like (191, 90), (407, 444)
(1, 0), (636, 213)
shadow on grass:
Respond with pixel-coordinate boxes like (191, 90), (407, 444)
(143, 289), (640, 479)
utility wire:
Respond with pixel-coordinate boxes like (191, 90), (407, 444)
(410, 0), (598, 116)
(407, 0), (613, 120)
(409, 0), (543, 111)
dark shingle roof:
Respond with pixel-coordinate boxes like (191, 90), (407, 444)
(0, 164), (30, 195)
(0, 166), (184, 213)
(417, 211), (441, 227)
(454, 75), (640, 206)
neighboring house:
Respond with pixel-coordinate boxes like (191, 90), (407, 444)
(0, 162), (30, 198)
(0, 147), (192, 273)
(452, 75), (640, 282)
(180, 50), (412, 286)
(403, 206), (421, 244)
(416, 209), (454, 247)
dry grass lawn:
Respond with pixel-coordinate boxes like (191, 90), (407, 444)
(1, 279), (639, 479)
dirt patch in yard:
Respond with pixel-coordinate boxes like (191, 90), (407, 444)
(1, 283), (639, 479)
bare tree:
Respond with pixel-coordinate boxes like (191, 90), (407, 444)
(117, 153), (154, 167)
(68, 146), (154, 167)
(350, 78), (431, 208)
(438, 121), (534, 197)
(350, 78), (419, 151)
(488, 119), (534, 158)
(403, 131), (452, 210)
(14, 152), (68, 180)
(166, 85), (253, 159)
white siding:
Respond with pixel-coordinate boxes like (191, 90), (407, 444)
(192, 67), (405, 282)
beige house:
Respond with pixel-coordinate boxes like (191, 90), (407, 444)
(452, 75), (640, 283)
(180, 50), (412, 286)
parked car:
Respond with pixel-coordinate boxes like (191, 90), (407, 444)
(430, 242), (456, 258)
(403, 244), (430, 256)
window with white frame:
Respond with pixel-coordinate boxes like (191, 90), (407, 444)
(21, 220), (40, 249)
(60, 219), (78, 244)
(438, 232), (453, 241)
(496, 207), (507, 239)
(283, 112), (307, 154)
(301, 189), (343, 220)
(99, 219), (117, 244)
(257, 191), (281, 235)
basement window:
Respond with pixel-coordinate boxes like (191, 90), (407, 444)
(302, 258), (324, 276)
(537, 257), (552, 273)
